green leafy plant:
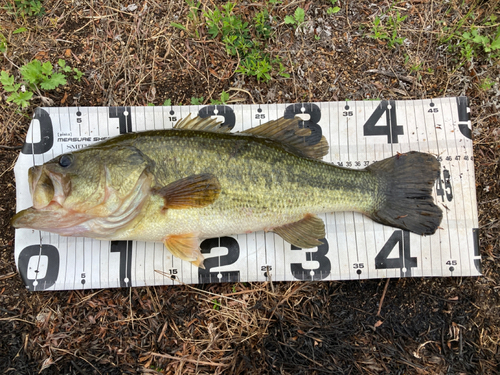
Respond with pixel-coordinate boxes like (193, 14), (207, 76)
(191, 96), (204, 105)
(478, 77), (495, 91)
(440, 13), (500, 64)
(285, 7), (305, 28)
(58, 59), (84, 81)
(163, 99), (172, 106)
(0, 71), (33, 108)
(212, 299), (221, 310)
(5, 0), (45, 17)
(13, 27), (27, 34)
(171, 0), (203, 38)
(0, 32), (7, 53)
(327, 0), (341, 15)
(211, 90), (230, 105)
(202, 2), (289, 82)
(460, 26), (500, 59)
(1, 59), (83, 108)
(369, 10), (407, 49)
(20, 60), (66, 90)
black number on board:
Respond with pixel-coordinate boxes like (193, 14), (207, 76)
(290, 238), (331, 280)
(375, 230), (416, 277)
(18, 244), (60, 291)
(198, 237), (240, 283)
(353, 263), (364, 269)
(343, 111), (353, 117)
(436, 168), (453, 202)
(110, 241), (133, 287)
(363, 100), (404, 143)
(198, 105), (236, 130)
(284, 103), (323, 146)
(255, 114), (266, 119)
(109, 106), (132, 134)
(21, 108), (54, 155)
(456, 96), (472, 140)
(428, 108), (439, 113)
(169, 116), (177, 122)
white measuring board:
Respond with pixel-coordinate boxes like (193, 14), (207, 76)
(13, 98), (480, 291)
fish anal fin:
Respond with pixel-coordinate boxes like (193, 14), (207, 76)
(163, 234), (205, 268)
(152, 174), (221, 210)
(241, 117), (329, 160)
(174, 114), (232, 133)
(273, 214), (326, 249)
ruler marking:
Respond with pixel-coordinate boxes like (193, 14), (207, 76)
(439, 98), (460, 275)
(448, 98), (468, 275)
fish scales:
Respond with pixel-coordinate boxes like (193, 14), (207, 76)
(118, 129), (377, 241)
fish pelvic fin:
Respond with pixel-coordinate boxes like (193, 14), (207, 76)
(366, 151), (443, 235)
(174, 114), (232, 133)
(163, 234), (205, 268)
(273, 214), (326, 248)
(152, 174), (221, 210)
(241, 117), (329, 160)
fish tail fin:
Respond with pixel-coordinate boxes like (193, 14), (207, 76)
(366, 151), (443, 235)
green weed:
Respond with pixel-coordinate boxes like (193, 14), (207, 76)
(327, 0), (341, 15)
(58, 59), (84, 81)
(171, 0), (203, 38)
(369, 10), (407, 49)
(212, 299), (221, 310)
(202, 2), (288, 82)
(5, 0), (45, 17)
(191, 96), (204, 105)
(284, 7), (305, 29)
(210, 90), (230, 105)
(0, 32), (7, 53)
(478, 77), (495, 91)
(441, 13), (500, 64)
(0, 59), (82, 108)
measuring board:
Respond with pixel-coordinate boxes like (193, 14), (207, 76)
(13, 98), (480, 291)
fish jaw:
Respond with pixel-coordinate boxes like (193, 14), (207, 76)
(11, 203), (91, 235)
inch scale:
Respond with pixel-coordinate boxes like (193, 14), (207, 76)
(13, 97), (480, 291)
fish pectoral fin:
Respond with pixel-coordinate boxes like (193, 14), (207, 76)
(152, 174), (221, 210)
(163, 234), (205, 268)
(173, 114), (232, 133)
(240, 117), (329, 160)
(273, 214), (326, 249)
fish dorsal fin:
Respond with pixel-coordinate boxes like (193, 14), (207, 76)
(174, 114), (232, 133)
(152, 173), (221, 210)
(273, 214), (326, 249)
(241, 117), (329, 159)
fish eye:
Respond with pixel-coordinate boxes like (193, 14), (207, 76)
(58, 154), (73, 168)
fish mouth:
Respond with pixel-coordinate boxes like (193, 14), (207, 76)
(29, 166), (69, 210)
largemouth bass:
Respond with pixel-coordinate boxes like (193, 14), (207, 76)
(12, 115), (443, 268)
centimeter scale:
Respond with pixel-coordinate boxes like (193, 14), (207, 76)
(13, 98), (480, 291)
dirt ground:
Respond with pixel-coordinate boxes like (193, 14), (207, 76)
(1, 0), (499, 374)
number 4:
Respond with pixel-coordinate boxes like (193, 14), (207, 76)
(363, 100), (404, 144)
(375, 230), (416, 277)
